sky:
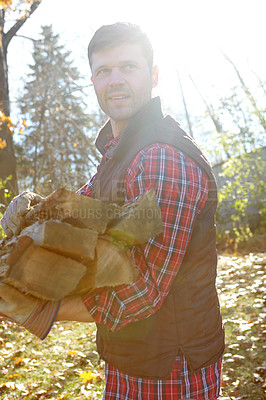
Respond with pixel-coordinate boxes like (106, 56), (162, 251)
(6, 0), (266, 128)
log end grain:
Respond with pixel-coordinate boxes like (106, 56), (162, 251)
(20, 220), (98, 261)
(4, 237), (86, 300)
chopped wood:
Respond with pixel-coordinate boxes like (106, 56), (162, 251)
(20, 220), (98, 261)
(95, 238), (139, 288)
(107, 190), (163, 246)
(0, 236), (138, 300)
(3, 236), (86, 300)
(71, 237), (139, 295)
(0, 189), (163, 301)
(26, 188), (120, 234)
(0, 263), (9, 280)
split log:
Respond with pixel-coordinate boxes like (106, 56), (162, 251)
(26, 188), (120, 234)
(20, 220), (98, 262)
(107, 190), (163, 246)
(3, 236), (86, 300)
(71, 237), (139, 295)
(95, 238), (138, 287)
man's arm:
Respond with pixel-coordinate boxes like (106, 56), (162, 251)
(0, 283), (94, 341)
(55, 295), (95, 323)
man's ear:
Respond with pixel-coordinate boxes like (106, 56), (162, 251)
(152, 66), (159, 88)
(90, 76), (94, 84)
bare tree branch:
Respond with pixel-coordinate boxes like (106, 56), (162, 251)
(177, 69), (194, 138)
(15, 33), (40, 42)
(221, 50), (266, 132)
(3, 0), (42, 49)
(188, 73), (224, 134)
(251, 69), (266, 96)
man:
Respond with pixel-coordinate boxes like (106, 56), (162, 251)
(1, 23), (224, 399)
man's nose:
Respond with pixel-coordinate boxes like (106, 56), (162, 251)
(108, 67), (125, 86)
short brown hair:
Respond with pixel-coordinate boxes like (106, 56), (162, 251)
(88, 22), (154, 71)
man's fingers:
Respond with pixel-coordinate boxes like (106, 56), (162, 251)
(26, 204), (42, 220)
(15, 196), (32, 217)
(3, 226), (13, 238)
(1, 215), (13, 237)
(7, 215), (24, 236)
(5, 218), (18, 237)
(29, 193), (44, 206)
(15, 193), (44, 217)
(1, 192), (45, 237)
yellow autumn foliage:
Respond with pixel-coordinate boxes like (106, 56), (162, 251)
(0, 0), (13, 10)
(0, 137), (7, 149)
(79, 370), (98, 383)
(0, 0), (38, 12)
(0, 109), (15, 134)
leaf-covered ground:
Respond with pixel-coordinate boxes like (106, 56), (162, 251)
(0, 252), (265, 400)
(217, 252), (265, 400)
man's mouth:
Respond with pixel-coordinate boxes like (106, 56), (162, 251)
(109, 95), (129, 102)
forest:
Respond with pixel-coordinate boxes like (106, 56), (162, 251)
(0, 1), (265, 399)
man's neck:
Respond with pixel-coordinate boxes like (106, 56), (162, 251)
(110, 119), (130, 137)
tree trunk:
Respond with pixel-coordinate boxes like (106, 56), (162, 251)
(0, 1), (42, 210)
(0, 9), (18, 208)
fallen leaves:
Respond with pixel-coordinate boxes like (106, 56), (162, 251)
(217, 252), (266, 399)
(0, 381), (16, 390)
(79, 370), (99, 383)
(0, 319), (104, 399)
(6, 373), (21, 379)
(0, 252), (265, 399)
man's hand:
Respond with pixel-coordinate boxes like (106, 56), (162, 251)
(0, 282), (39, 324)
(1, 192), (44, 237)
(0, 283), (61, 340)
(56, 295), (95, 323)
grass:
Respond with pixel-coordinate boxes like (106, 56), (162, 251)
(0, 252), (265, 399)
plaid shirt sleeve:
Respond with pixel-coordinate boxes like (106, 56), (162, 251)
(76, 175), (96, 196)
(82, 143), (209, 332)
(2, 300), (61, 340)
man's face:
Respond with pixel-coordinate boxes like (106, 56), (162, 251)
(91, 43), (158, 136)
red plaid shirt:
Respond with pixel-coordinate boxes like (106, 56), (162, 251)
(78, 135), (222, 399)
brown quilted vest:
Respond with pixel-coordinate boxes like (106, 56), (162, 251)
(92, 97), (224, 379)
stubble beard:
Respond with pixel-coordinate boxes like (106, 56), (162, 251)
(101, 91), (152, 124)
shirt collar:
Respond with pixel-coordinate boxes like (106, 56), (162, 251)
(95, 97), (163, 156)
(104, 133), (122, 153)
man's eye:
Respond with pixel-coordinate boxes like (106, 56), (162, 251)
(123, 64), (137, 71)
(97, 69), (110, 76)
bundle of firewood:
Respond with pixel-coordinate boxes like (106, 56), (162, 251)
(0, 189), (163, 301)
